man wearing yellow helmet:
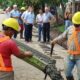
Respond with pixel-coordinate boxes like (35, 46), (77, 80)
(0, 18), (32, 80)
(51, 12), (80, 80)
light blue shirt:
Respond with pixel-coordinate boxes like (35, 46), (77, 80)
(42, 12), (53, 23)
(24, 12), (35, 24)
(10, 9), (20, 18)
(21, 11), (28, 19)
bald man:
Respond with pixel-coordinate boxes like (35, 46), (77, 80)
(42, 7), (56, 43)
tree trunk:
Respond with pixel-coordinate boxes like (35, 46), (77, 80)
(61, 2), (65, 15)
(55, 6), (59, 24)
(72, 0), (75, 14)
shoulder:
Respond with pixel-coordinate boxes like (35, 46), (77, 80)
(64, 25), (74, 34)
(48, 12), (53, 16)
(7, 39), (17, 47)
(23, 11), (29, 17)
(67, 25), (74, 30)
(2, 39), (18, 50)
(25, 11), (30, 15)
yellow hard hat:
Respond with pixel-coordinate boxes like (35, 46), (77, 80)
(21, 7), (25, 10)
(72, 12), (80, 24)
(2, 18), (20, 32)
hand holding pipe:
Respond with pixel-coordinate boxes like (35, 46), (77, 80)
(50, 44), (54, 56)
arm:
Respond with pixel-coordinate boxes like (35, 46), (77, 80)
(18, 47), (32, 58)
(23, 13), (28, 24)
(51, 16), (56, 23)
(49, 12), (56, 23)
(10, 11), (12, 18)
(33, 13), (35, 25)
(21, 12), (25, 21)
(51, 30), (68, 45)
(10, 40), (32, 58)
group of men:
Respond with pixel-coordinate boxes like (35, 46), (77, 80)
(21, 5), (56, 43)
(6, 4), (56, 43)
(36, 7), (56, 43)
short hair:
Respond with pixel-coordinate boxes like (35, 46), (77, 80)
(13, 4), (17, 8)
(45, 7), (49, 10)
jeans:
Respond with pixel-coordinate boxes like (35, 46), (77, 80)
(38, 24), (43, 41)
(65, 20), (72, 30)
(65, 55), (80, 80)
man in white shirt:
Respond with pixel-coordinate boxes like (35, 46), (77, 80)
(21, 6), (31, 21)
(36, 9), (43, 41)
(22, 6), (35, 42)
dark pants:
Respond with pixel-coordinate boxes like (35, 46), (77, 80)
(43, 23), (50, 42)
(24, 24), (33, 42)
(19, 24), (24, 38)
(38, 24), (43, 41)
(13, 33), (17, 38)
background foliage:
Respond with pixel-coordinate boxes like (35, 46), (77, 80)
(0, 0), (67, 9)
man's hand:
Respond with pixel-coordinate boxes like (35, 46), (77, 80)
(51, 39), (57, 46)
(24, 51), (32, 57)
(23, 20), (29, 24)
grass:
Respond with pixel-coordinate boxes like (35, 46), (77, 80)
(56, 25), (65, 33)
